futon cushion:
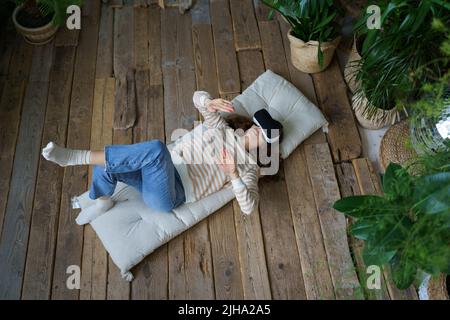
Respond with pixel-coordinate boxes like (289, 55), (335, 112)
(76, 70), (328, 280)
(227, 70), (328, 159)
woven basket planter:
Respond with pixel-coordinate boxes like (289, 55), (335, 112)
(379, 120), (417, 171)
(352, 93), (400, 130)
(287, 29), (340, 74)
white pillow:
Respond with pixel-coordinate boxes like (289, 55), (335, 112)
(226, 70), (328, 159)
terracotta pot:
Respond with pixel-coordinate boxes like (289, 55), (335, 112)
(287, 29), (341, 74)
(12, 5), (58, 45)
(344, 37), (362, 93)
(352, 93), (400, 129)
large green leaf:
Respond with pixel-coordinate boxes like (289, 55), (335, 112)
(382, 163), (403, 194)
(350, 218), (377, 240)
(413, 172), (450, 214)
(333, 195), (400, 218)
(390, 253), (417, 290)
(362, 242), (397, 267)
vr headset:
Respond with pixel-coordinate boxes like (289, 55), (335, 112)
(252, 109), (283, 144)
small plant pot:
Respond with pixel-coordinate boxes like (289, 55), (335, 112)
(12, 5), (58, 45)
(287, 29), (341, 74)
(352, 93), (400, 130)
(344, 37), (362, 93)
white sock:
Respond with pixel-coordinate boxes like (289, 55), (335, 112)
(75, 198), (114, 225)
(42, 141), (91, 167)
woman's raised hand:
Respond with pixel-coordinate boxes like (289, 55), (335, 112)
(205, 98), (234, 113)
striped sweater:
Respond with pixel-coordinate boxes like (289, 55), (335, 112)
(169, 91), (259, 215)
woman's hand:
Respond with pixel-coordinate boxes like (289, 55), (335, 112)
(205, 98), (234, 113)
(217, 148), (238, 179)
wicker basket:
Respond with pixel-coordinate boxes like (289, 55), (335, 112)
(379, 120), (417, 171)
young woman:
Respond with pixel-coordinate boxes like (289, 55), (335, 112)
(42, 91), (282, 225)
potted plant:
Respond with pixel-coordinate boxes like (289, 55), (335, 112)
(263, 0), (343, 74)
(333, 144), (450, 291)
(409, 20), (450, 155)
(10, 0), (83, 45)
(347, 0), (449, 129)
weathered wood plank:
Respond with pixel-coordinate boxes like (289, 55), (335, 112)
(114, 69), (137, 129)
(51, 1), (101, 299)
(96, 3), (114, 78)
(210, 0), (241, 94)
(233, 201), (271, 299)
(0, 80), (25, 242)
(80, 78), (115, 300)
(131, 245), (169, 299)
(55, 27), (80, 47)
(258, 20), (290, 80)
(305, 143), (363, 299)
(209, 203), (244, 299)
(352, 158), (419, 300)
(7, 37), (33, 82)
(0, 31), (14, 77)
(109, 0), (124, 8)
(192, 24), (220, 98)
(22, 46), (77, 300)
(168, 221), (215, 299)
(253, 0), (271, 21)
(148, 5), (162, 86)
(134, 7), (149, 70)
(335, 161), (391, 300)
(0, 43), (54, 300)
(230, 0), (261, 51)
(114, 7), (136, 129)
(184, 220), (215, 299)
(311, 59), (362, 163)
(259, 167), (308, 299)
(191, 0), (210, 24)
(114, 6), (134, 77)
(284, 145), (336, 300)
(220, 92), (239, 101)
(161, 8), (197, 141)
(107, 256), (131, 299)
(237, 50), (265, 90)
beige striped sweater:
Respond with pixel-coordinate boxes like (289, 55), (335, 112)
(169, 91), (259, 215)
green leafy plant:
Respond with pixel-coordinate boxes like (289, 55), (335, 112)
(262, 0), (343, 67)
(409, 20), (450, 125)
(333, 144), (450, 289)
(11, 0), (83, 27)
(350, 0), (449, 120)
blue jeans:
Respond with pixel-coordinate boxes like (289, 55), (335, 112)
(89, 140), (186, 212)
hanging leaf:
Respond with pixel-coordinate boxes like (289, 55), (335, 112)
(391, 253), (417, 290)
(413, 172), (450, 214)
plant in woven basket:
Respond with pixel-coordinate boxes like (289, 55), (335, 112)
(350, 0), (449, 122)
(262, 0), (343, 70)
(333, 143), (450, 290)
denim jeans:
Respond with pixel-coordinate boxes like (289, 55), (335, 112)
(89, 140), (186, 212)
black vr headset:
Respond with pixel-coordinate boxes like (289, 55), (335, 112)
(252, 109), (283, 144)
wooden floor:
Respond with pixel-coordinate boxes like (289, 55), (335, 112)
(0, 0), (418, 300)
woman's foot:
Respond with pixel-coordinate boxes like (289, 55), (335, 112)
(42, 141), (91, 167)
(75, 198), (114, 225)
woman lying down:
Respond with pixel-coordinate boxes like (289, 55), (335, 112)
(42, 91), (283, 225)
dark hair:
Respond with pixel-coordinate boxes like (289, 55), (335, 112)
(225, 114), (283, 169)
